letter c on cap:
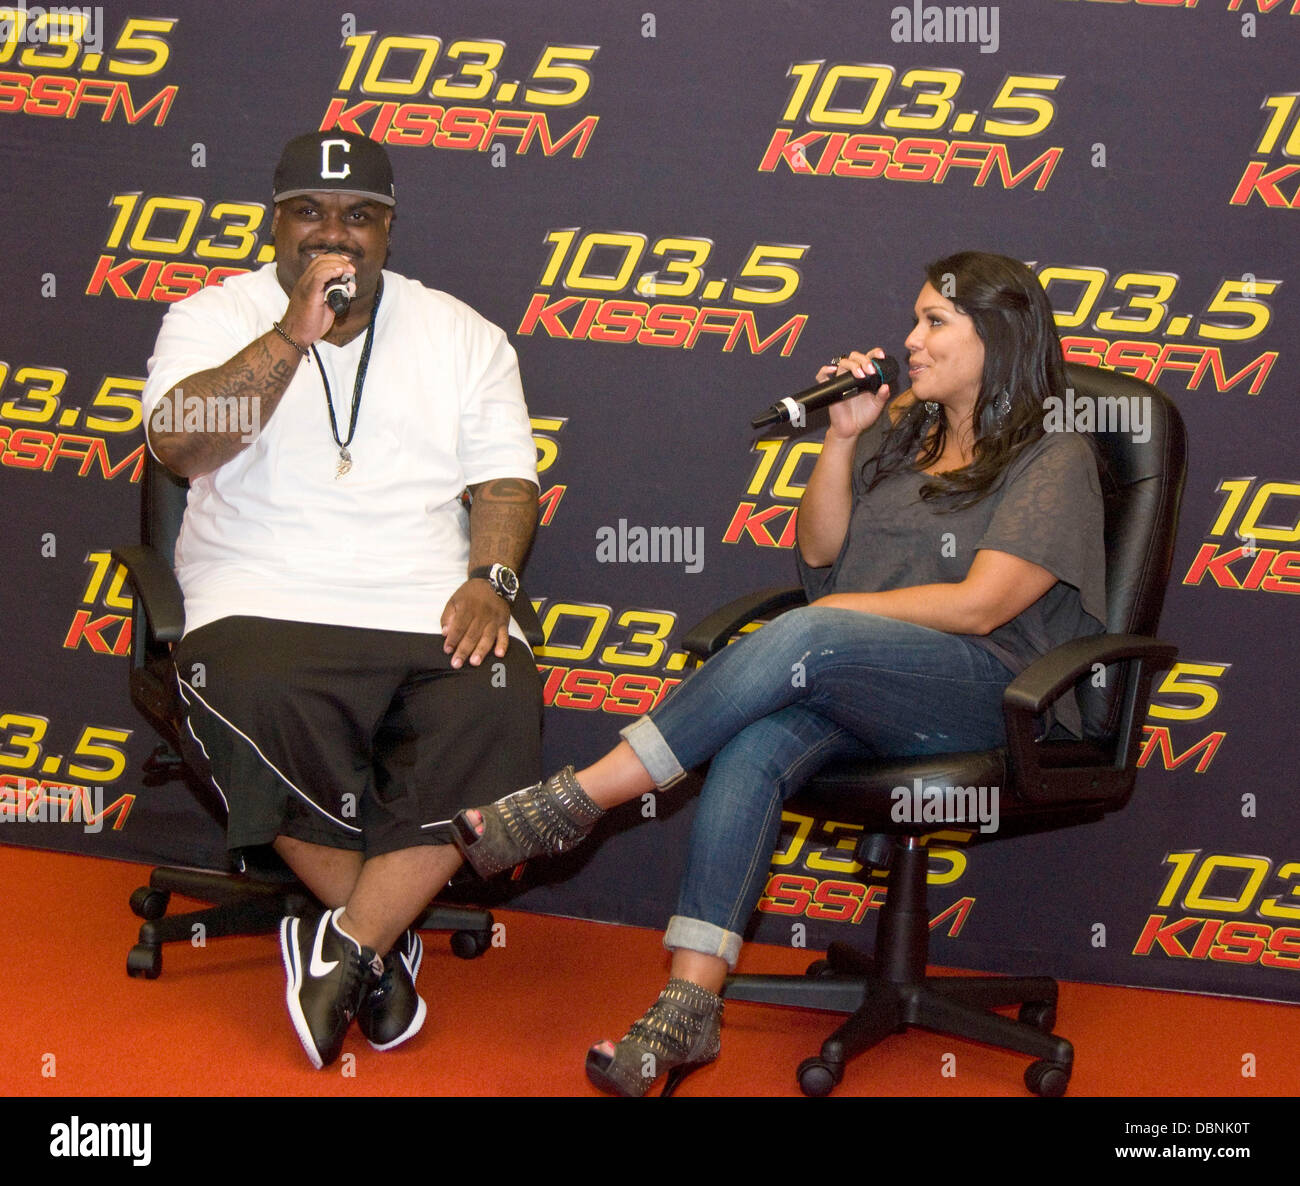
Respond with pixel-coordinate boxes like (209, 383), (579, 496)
(320, 139), (351, 180)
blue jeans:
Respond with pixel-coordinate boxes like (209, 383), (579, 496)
(618, 608), (1013, 969)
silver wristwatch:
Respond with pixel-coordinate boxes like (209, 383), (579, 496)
(469, 563), (519, 603)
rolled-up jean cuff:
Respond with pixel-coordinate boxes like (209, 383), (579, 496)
(619, 715), (687, 789)
(663, 915), (743, 971)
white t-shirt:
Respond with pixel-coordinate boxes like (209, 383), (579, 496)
(141, 264), (538, 639)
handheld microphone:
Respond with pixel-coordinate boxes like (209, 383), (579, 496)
(324, 274), (355, 316)
(752, 355), (900, 429)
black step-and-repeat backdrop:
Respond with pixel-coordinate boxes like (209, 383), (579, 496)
(2, 0), (1297, 1004)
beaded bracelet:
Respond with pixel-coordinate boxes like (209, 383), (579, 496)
(271, 320), (308, 357)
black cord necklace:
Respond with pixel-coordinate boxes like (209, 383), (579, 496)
(310, 275), (383, 479)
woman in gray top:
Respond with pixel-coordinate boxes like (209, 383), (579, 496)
(450, 251), (1106, 1096)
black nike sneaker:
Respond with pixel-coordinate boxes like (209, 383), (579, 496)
(280, 907), (383, 1069)
(358, 929), (427, 1051)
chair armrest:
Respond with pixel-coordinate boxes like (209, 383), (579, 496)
(1003, 633), (1178, 803)
(1003, 634), (1177, 716)
(681, 586), (807, 660)
(113, 545), (185, 646)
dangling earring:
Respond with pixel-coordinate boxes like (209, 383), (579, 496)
(994, 389), (1012, 422)
(923, 401), (940, 418)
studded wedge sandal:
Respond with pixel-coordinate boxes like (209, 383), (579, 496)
(585, 978), (724, 1097)
(450, 766), (605, 878)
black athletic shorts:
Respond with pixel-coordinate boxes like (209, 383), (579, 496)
(172, 616), (543, 858)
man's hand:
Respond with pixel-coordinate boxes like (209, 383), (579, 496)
(278, 250), (356, 349)
(441, 579), (512, 669)
(448, 476), (538, 668)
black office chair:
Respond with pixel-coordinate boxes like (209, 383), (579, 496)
(114, 458), (544, 978)
(681, 363), (1186, 1096)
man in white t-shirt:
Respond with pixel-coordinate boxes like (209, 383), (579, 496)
(141, 131), (542, 1069)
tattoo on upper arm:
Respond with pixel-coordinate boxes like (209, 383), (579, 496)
(475, 478), (537, 503)
(468, 478), (539, 566)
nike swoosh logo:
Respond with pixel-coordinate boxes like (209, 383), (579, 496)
(308, 915), (339, 979)
(401, 935), (422, 981)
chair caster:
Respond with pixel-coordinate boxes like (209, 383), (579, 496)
(450, 928), (492, 959)
(1024, 1059), (1070, 1097)
(129, 888), (170, 921)
(1018, 1000), (1057, 1032)
(127, 944), (162, 979)
(797, 1055), (843, 1097)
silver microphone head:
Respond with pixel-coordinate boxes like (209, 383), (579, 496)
(324, 274), (355, 314)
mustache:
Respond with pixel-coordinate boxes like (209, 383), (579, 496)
(300, 244), (362, 259)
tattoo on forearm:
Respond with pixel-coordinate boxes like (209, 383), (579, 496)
(267, 357), (295, 389)
(152, 331), (301, 478)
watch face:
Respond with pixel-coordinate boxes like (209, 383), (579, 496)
(492, 564), (519, 599)
(491, 564), (517, 598)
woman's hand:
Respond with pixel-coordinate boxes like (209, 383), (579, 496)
(797, 346), (897, 567)
(814, 348), (894, 441)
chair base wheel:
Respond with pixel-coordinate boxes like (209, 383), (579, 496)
(1024, 1059), (1070, 1097)
(1018, 1000), (1057, 1032)
(129, 888), (170, 921)
(797, 1056), (843, 1097)
(127, 944), (162, 979)
(450, 928), (492, 959)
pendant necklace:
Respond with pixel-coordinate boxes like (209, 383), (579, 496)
(311, 275), (383, 479)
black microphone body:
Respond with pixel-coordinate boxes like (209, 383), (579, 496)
(752, 355), (900, 428)
(325, 274), (355, 316)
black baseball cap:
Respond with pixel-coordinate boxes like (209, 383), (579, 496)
(272, 131), (396, 206)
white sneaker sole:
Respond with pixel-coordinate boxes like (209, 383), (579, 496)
(280, 914), (326, 1070)
(365, 934), (427, 1051)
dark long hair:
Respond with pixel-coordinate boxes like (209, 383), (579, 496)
(868, 251), (1067, 509)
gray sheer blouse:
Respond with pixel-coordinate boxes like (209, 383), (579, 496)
(797, 415), (1107, 737)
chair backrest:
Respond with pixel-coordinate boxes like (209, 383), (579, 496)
(142, 456), (190, 562)
(1064, 364), (1187, 737)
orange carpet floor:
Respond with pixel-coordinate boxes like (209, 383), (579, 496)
(3, 843), (1296, 1105)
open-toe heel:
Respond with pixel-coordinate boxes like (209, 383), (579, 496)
(450, 766), (604, 878)
(585, 978), (723, 1097)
